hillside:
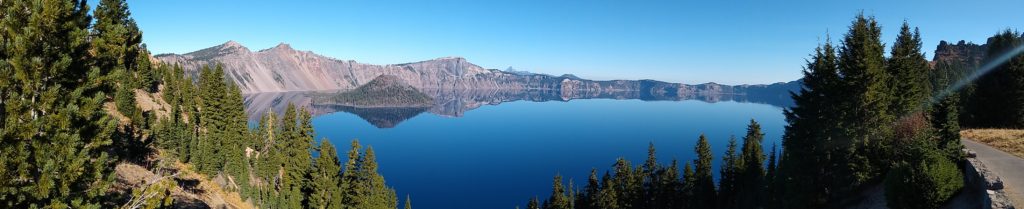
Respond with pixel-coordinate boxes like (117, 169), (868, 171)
(318, 75), (434, 108)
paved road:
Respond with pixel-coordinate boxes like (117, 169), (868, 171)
(963, 139), (1024, 207)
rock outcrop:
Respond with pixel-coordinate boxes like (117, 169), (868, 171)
(932, 40), (987, 68)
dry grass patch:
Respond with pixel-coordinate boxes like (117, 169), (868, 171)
(135, 88), (171, 120)
(171, 162), (256, 209)
(962, 129), (1024, 158)
(103, 102), (132, 125)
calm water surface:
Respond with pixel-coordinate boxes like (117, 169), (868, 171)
(308, 98), (785, 209)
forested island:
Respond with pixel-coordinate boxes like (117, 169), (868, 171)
(314, 75), (435, 108)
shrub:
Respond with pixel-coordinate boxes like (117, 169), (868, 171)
(884, 143), (964, 209)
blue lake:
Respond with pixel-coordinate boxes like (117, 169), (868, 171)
(296, 97), (786, 209)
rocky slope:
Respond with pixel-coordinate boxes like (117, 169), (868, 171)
(155, 41), (799, 97)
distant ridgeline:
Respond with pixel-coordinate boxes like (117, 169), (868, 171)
(243, 82), (799, 129)
(156, 41), (802, 107)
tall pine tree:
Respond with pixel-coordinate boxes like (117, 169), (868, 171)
(737, 119), (766, 209)
(311, 140), (344, 209)
(222, 80), (250, 192)
(544, 174), (571, 209)
(931, 60), (964, 161)
(0, 0), (118, 207)
(835, 13), (892, 198)
(693, 134), (717, 209)
(360, 147), (399, 209)
(92, 0), (143, 90)
(779, 40), (841, 208)
(718, 136), (740, 209)
(341, 139), (364, 209)
(196, 65), (228, 175)
(886, 21), (932, 117)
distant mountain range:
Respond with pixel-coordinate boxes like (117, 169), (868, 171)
(244, 88), (798, 128)
(154, 41), (801, 99)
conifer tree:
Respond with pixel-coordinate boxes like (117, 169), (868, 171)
(968, 30), (1024, 128)
(681, 161), (696, 208)
(341, 139), (364, 209)
(154, 64), (191, 159)
(931, 58), (972, 123)
(361, 147), (399, 209)
(278, 104), (314, 208)
(642, 142), (660, 208)
(544, 174), (570, 209)
(253, 110), (282, 207)
(196, 65), (229, 174)
(611, 158), (639, 208)
(115, 75), (140, 120)
(0, 0), (118, 207)
(581, 168), (601, 209)
(693, 134), (717, 209)
(527, 197), (541, 209)
(887, 21), (932, 117)
(765, 144), (779, 208)
(567, 179), (577, 209)
(718, 136), (740, 209)
(779, 40), (840, 208)
(222, 81), (250, 191)
(643, 142), (659, 181)
(179, 65), (201, 163)
(404, 195), (412, 209)
(596, 171), (619, 209)
(298, 108), (318, 204)
(931, 61), (964, 161)
(92, 0), (144, 91)
(311, 140), (344, 209)
(836, 14), (893, 190)
(658, 159), (681, 209)
(737, 119), (766, 208)
(137, 47), (159, 92)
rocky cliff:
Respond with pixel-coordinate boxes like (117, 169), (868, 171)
(156, 41), (800, 97)
(932, 40), (987, 68)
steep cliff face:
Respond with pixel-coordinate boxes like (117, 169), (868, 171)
(156, 41), (799, 97)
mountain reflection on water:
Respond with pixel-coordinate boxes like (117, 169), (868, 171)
(242, 88), (794, 128)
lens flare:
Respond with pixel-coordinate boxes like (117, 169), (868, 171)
(929, 44), (1024, 105)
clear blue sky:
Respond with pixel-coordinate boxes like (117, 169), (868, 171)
(122, 0), (1023, 85)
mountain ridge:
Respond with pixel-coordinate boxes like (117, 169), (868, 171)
(155, 41), (800, 97)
